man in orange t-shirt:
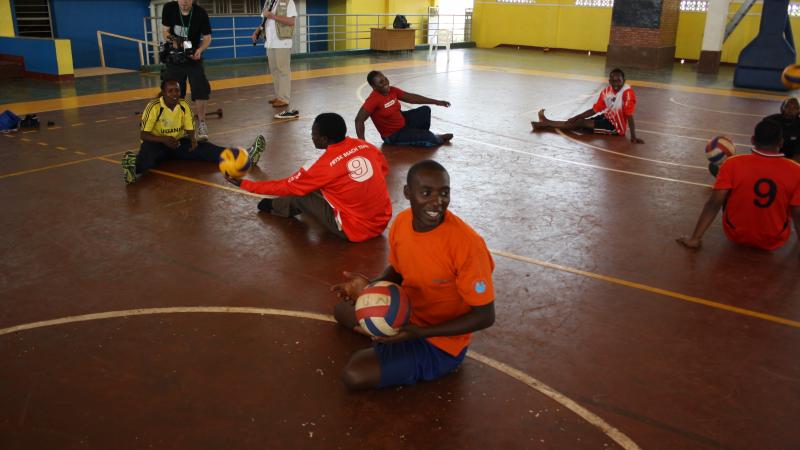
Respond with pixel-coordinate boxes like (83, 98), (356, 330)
(678, 120), (800, 251)
(331, 160), (496, 390)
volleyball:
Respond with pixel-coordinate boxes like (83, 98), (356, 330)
(219, 147), (251, 178)
(355, 281), (411, 337)
(781, 64), (800, 90)
(705, 136), (736, 165)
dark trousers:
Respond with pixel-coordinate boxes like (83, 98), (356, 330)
(163, 61), (211, 101)
(271, 191), (348, 240)
(383, 106), (443, 147)
(136, 138), (224, 174)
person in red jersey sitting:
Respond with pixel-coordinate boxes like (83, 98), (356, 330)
(227, 113), (392, 242)
(531, 68), (644, 144)
(677, 120), (800, 251)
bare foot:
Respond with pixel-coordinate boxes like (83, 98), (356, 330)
(538, 108), (546, 121)
(439, 133), (454, 143)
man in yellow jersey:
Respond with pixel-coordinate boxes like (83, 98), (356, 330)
(121, 79), (264, 184)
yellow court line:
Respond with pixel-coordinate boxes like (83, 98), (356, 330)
(490, 249), (800, 329)
(96, 157), (265, 198)
(466, 64), (787, 101)
(91, 156), (792, 330)
(0, 60), (430, 115)
(0, 150), (128, 180)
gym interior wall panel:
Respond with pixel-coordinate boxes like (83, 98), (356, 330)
(306, 0), (327, 52)
(0, 0), (14, 37)
(50, 0), (150, 69)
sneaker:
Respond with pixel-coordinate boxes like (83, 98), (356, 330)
(274, 110), (299, 120)
(122, 151), (137, 184)
(257, 198), (273, 212)
(196, 120), (209, 141)
(248, 135), (266, 166)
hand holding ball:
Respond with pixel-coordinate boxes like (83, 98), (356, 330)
(219, 147), (251, 178)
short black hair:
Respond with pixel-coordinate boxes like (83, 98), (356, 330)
(367, 70), (383, 87)
(781, 97), (799, 112)
(754, 119), (783, 148)
(406, 159), (448, 186)
(313, 113), (347, 143)
(160, 78), (180, 90)
(609, 68), (625, 81)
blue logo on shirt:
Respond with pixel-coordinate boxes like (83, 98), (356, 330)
(474, 281), (487, 294)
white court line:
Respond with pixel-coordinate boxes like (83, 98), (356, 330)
(358, 73), (712, 179)
(0, 306), (641, 450)
(554, 129), (707, 170)
(669, 97), (767, 117)
(636, 128), (750, 147)
(458, 135), (712, 188)
(521, 94), (595, 117)
(638, 120), (751, 138)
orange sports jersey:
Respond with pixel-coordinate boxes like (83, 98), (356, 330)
(593, 85), (636, 136)
(714, 149), (800, 250)
(388, 209), (495, 356)
(239, 137), (392, 242)
(362, 86), (406, 138)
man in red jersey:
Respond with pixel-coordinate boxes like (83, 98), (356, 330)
(531, 68), (644, 144)
(331, 160), (496, 390)
(678, 120), (800, 251)
(355, 71), (453, 147)
(226, 113), (392, 242)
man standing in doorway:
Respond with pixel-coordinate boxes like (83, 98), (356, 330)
(253, 0), (299, 120)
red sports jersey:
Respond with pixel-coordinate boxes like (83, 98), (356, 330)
(240, 137), (392, 242)
(714, 149), (800, 250)
(362, 86), (406, 138)
(593, 85), (636, 136)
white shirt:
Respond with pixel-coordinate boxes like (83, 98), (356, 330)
(263, 0), (296, 49)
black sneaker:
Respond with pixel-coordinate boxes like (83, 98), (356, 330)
(274, 110), (299, 120)
(258, 198), (273, 212)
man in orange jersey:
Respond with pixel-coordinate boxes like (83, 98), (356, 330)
(531, 68), (644, 144)
(677, 120), (800, 250)
(226, 113), (392, 242)
(331, 160), (496, 389)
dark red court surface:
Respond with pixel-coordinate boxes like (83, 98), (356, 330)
(1, 55), (799, 450)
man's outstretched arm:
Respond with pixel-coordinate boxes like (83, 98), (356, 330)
(677, 189), (729, 249)
(399, 92), (450, 107)
(355, 107), (370, 141)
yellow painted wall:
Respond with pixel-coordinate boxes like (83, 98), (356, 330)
(0, 0), (14, 37)
(474, 2), (800, 63)
(328, 0), (346, 50)
(335, 0), (434, 49)
(55, 39), (74, 75)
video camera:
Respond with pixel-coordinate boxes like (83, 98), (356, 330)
(159, 37), (194, 65)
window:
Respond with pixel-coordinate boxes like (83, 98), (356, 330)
(790, 3), (800, 17)
(575, 0), (613, 7)
(680, 1), (708, 12)
(13, 0), (53, 38)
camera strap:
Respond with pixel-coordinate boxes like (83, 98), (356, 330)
(178, 4), (193, 37)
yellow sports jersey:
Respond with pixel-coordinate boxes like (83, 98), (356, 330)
(140, 97), (195, 139)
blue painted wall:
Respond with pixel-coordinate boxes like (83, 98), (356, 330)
(50, 0), (150, 69)
(0, 36), (58, 74)
(307, 0), (327, 52)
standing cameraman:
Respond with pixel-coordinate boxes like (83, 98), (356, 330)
(161, 0), (212, 140)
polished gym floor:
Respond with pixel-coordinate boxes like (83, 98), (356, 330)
(0, 48), (797, 450)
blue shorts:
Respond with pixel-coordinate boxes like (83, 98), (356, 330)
(374, 338), (467, 388)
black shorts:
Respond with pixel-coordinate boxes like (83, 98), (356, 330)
(592, 114), (617, 135)
(164, 61), (211, 101)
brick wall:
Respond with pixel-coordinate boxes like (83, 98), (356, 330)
(609, 0), (681, 48)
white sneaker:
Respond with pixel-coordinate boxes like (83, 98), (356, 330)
(196, 120), (209, 141)
(274, 110), (299, 120)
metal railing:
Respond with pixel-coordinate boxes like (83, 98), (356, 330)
(137, 12), (472, 67)
(97, 30), (159, 67)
